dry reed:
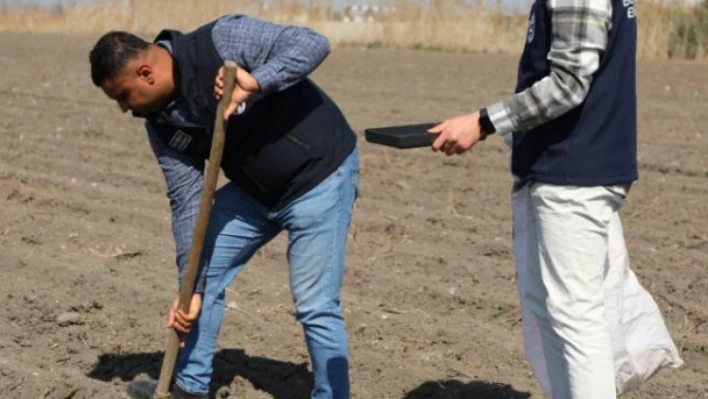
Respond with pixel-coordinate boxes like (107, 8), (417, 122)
(0, 0), (705, 60)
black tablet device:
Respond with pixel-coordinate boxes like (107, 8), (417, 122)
(364, 122), (439, 149)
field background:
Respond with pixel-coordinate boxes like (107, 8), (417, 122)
(0, 1), (707, 398)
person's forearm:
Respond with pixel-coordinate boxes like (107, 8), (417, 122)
(484, 0), (612, 135)
(212, 15), (330, 94)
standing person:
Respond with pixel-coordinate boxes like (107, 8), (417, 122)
(427, 0), (682, 396)
(89, 14), (359, 399)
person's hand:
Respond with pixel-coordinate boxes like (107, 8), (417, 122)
(167, 293), (202, 348)
(428, 111), (483, 156)
(214, 66), (260, 120)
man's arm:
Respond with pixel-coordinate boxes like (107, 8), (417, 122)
(146, 122), (209, 293)
(212, 15), (331, 95)
(487, 0), (613, 135)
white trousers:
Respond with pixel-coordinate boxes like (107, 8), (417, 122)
(511, 181), (683, 399)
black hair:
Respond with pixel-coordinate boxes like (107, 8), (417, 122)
(89, 31), (150, 86)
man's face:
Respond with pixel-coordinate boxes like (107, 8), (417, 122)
(100, 60), (165, 118)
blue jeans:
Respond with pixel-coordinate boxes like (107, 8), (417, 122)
(175, 149), (359, 399)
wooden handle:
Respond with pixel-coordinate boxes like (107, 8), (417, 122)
(153, 61), (238, 399)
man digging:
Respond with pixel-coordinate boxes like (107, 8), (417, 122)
(90, 14), (359, 399)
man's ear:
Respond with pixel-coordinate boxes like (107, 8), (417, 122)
(137, 64), (155, 85)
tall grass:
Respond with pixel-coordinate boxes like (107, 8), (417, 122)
(0, 0), (705, 60)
